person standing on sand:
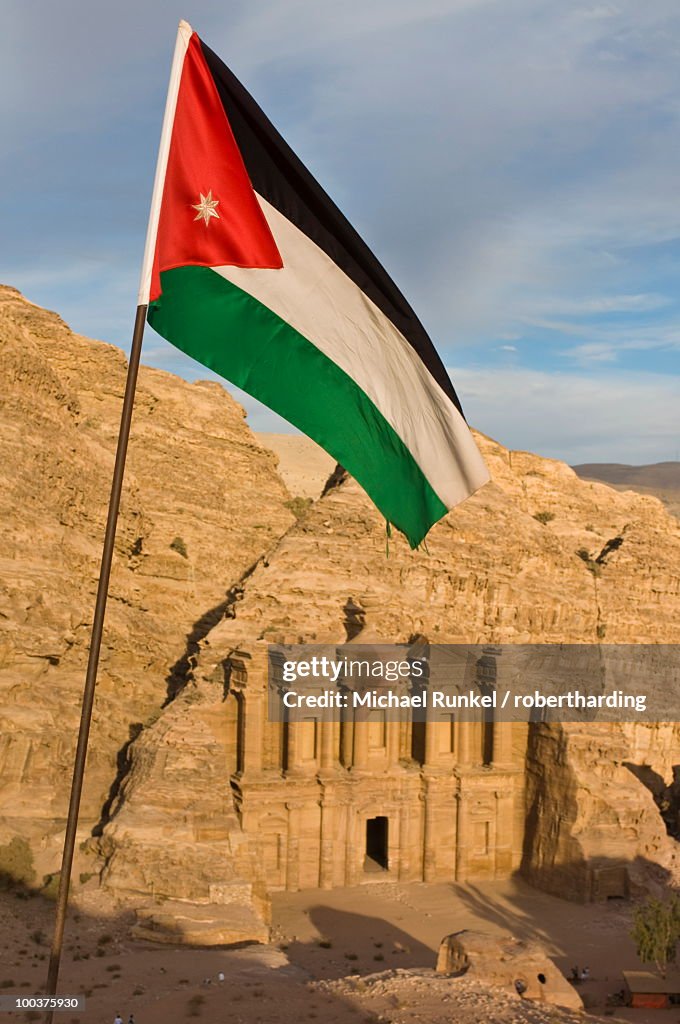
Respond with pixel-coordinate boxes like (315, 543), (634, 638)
(128, 1015), (135, 1024)
(114, 1015), (123, 1024)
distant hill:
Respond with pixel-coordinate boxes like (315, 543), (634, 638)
(257, 431), (335, 499)
(572, 462), (680, 518)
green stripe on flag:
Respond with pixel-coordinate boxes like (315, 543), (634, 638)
(148, 266), (447, 547)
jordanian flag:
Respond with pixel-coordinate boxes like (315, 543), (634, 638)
(140, 21), (489, 548)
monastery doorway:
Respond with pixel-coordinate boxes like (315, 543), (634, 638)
(364, 816), (389, 872)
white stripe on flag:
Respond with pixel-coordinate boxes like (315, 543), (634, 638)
(212, 196), (489, 508)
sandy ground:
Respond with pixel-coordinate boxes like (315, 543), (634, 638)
(272, 878), (664, 1022)
(1, 876), (673, 1024)
(257, 433), (335, 499)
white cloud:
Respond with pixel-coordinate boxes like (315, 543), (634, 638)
(559, 342), (620, 365)
(533, 293), (672, 315)
(140, 350), (680, 465)
(3, 0), (680, 462)
(451, 366), (680, 463)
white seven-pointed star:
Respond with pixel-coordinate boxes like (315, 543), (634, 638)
(192, 190), (220, 226)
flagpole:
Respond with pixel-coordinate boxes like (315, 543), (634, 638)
(41, 24), (192, 1023)
(43, 304), (147, 1023)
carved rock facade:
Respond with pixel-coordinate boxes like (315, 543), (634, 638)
(2, 286), (680, 943)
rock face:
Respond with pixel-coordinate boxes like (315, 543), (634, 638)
(101, 437), (680, 905)
(523, 721), (680, 901)
(435, 929), (583, 1011)
(0, 284), (293, 922)
(176, 431), (680, 647)
(2, 285), (680, 938)
(257, 432), (335, 500)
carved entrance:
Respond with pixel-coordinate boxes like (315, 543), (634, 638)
(365, 816), (389, 871)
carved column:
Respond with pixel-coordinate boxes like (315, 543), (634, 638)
(286, 721), (300, 774)
(285, 801), (302, 891)
(457, 721), (473, 768)
(399, 717), (412, 762)
(318, 794), (334, 889)
(345, 807), (357, 885)
(424, 716), (438, 768)
(352, 719), (369, 769)
(493, 787), (515, 876)
(386, 720), (400, 767)
(341, 711), (353, 768)
(243, 692), (264, 775)
(320, 719), (335, 770)
(455, 790), (468, 881)
(398, 804), (411, 880)
(422, 779), (437, 881)
(492, 721), (513, 766)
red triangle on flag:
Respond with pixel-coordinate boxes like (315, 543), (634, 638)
(151, 33), (282, 302)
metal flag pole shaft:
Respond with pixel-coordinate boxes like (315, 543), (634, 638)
(41, 21), (188, 1021)
(43, 303), (147, 1024)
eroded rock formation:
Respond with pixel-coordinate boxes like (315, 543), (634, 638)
(100, 418), (680, 919)
(2, 285), (680, 943)
(435, 928), (582, 1010)
(0, 284), (293, 912)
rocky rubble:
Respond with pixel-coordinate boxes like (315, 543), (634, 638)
(314, 969), (616, 1024)
(435, 929), (582, 1010)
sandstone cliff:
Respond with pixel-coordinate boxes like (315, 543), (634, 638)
(102, 437), (680, 907)
(2, 285), (679, 934)
(0, 284), (293, 906)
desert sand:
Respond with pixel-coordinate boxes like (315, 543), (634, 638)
(0, 876), (664, 1024)
(257, 431), (335, 498)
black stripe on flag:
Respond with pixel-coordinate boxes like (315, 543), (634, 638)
(200, 40), (465, 419)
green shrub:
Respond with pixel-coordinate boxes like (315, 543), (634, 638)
(533, 511), (555, 524)
(0, 838), (35, 891)
(631, 895), (680, 977)
(170, 536), (188, 558)
(41, 873), (60, 901)
(284, 497), (313, 519)
(576, 548), (601, 576)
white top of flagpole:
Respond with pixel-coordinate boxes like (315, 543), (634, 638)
(137, 20), (194, 306)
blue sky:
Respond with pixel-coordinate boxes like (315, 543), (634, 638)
(2, 0), (680, 464)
